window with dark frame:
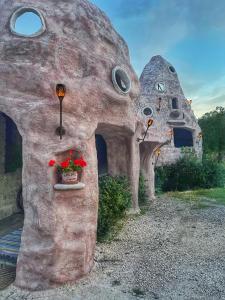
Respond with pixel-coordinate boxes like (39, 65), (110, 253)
(173, 128), (193, 148)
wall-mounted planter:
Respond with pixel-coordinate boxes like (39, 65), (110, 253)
(54, 182), (85, 191)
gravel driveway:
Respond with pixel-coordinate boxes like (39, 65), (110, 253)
(1, 196), (225, 300)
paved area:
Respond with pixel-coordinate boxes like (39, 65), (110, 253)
(1, 197), (225, 299)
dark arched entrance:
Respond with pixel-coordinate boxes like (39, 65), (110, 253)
(95, 134), (108, 176)
(0, 112), (23, 289)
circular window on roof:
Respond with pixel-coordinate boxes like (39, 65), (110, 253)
(10, 7), (45, 37)
(112, 66), (131, 95)
(169, 65), (176, 73)
(143, 107), (153, 117)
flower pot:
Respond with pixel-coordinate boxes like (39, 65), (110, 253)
(62, 171), (79, 184)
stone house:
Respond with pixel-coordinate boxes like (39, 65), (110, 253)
(0, 0), (201, 291)
(0, 0), (170, 290)
(139, 55), (202, 166)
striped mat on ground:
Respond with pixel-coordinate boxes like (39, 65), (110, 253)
(0, 228), (22, 266)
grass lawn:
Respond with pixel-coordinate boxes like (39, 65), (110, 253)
(167, 188), (225, 207)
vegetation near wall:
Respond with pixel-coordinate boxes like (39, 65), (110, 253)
(156, 106), (225, 193)
(97, 176), (131, 241)
(199, 106), (225, 162)
(138, 173), (148, 206)
(156, 151), (225, 192)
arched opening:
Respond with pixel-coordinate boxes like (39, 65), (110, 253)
(95, 134), (108, 176)
(173, 128), (193, 148)
(0, 113), (23, 289)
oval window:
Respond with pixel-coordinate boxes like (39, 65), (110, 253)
(143, 107), (153, 117)
(169, 65), (176, 73)
(10, 8), (45, 37)
(112, 67), (131, 94)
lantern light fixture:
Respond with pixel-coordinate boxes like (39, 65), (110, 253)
(56, 84), (66, 140)
(154, 148), (161, 166)
(137, 118), (154, 142)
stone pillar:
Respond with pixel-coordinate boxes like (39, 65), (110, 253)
(15, 134), (99, 290)
(128, 136), (140, 212)
(140, 142), (158, 201)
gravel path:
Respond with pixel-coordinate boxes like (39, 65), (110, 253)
(1, 196), (225, 300)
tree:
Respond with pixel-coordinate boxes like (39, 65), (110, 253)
(199, 107), (225, 161)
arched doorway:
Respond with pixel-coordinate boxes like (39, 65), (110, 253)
(95, 134), (108, 176)
(0, 112), (23, 289)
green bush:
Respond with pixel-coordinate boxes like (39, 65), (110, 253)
(155, 153), (225, 192)
(97, 175), (131, 241)
(138, 173), (148, 205)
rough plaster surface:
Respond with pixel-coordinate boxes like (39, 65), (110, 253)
(0, 0), (169, 290)
(139, 55), (202, 166)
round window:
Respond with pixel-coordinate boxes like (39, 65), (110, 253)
(10, 8), (45, 37)
(143, 107), (153, 117)
(155, 82), (166, 93)
(169, 65), (176, 73)
(112, 67), (131, 94)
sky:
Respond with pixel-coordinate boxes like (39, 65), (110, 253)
(90, 0), (225, 117)
(15, 1), (225, 117)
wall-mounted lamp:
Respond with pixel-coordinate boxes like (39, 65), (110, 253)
(154, 148), (161, 166)
(197, 132), (203, 145)
(167, 128), (173, 144)
(156, 97), (162, 112)
(56, 84), (66, 140)
(186, 99), (192, 105)
(137, 118), (154, 142)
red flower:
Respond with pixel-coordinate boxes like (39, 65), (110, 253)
(61, 160), (70, 169)
(69, 150), (73, 156)
(79, 159), (87, 167)
(74, 159), (81, 166)
(74, 159), (87, 168)
(48, 160), (56, 167)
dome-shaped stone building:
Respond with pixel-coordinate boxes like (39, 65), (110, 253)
(0, 0), (169, 290)
(139, 55), (202, 165)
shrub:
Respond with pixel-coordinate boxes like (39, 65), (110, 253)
(138, 173), (148, 205)
(97, 175), (131, 241)
(155, 153), (225, 192)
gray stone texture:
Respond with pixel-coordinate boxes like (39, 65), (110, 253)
(139, 55), (202, 166)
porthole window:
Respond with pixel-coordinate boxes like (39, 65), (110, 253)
(169, 65), (176, 73)
(143, 107), (153, 117)
(10, 7), (46, 37)
(155, 82), (166, 93)
(112, 66), (131, 95)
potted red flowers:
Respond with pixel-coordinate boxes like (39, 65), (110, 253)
(48, 150), (87, 184)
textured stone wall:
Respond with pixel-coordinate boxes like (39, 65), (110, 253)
(0, 114), (22, 220)
(139, 55), (202, 166)
(0, 0), (145, 290)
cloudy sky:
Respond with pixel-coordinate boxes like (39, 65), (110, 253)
(91, 0), (225, 117)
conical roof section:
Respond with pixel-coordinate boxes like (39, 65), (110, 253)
(140, 55), (185, 99)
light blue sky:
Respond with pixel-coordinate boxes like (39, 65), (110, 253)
(16, 1), (225, 117)
(90, 0), (225, 117)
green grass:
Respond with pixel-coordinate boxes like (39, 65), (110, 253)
(167, 188), (225, 208)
